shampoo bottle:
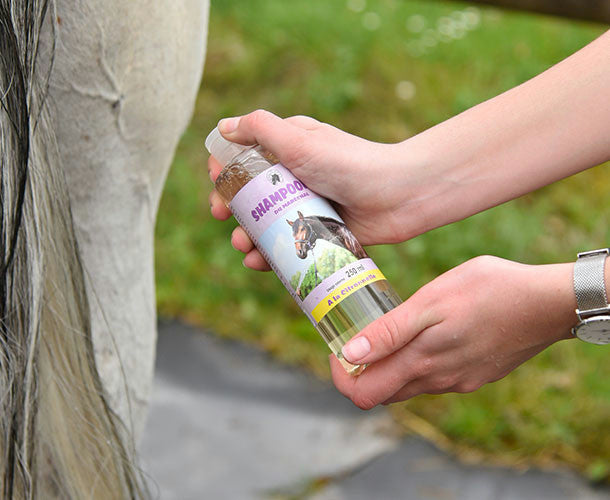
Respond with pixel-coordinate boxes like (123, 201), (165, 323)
(206, 127), (402, 374)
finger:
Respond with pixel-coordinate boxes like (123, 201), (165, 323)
(331, 345), (424, 410)
(243, 249), (271, 271)
(341, 295), (440, 366)
(379, 339), (538, 405)
(231, 226), (254, 254)
(218, 109), (309, 167)
(231, 227), (270, 271)
(208, 155), (224, 183)
(382, 375), (485, 405)
(209, 190), (232, 220)
(329, 354), (358, 399)
(381, 376), (457, 405)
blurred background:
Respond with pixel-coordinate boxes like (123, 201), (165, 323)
(154, 0), (609, 483)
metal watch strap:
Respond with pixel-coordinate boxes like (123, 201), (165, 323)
(573, 248), (610, 318)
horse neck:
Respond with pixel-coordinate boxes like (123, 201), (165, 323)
(309, 217), (344, 239)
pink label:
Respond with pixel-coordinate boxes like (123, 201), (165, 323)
(230, 167), (313, 241)
(229, 164), (380, 325)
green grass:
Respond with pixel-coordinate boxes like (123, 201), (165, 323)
(155, 0), (609, 481)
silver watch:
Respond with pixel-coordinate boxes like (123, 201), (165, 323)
(572, 248), (610, 344)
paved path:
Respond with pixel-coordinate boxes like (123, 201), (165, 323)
(140, 320), (609, 500)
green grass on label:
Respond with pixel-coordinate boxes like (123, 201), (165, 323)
(155, 0), (609, 481)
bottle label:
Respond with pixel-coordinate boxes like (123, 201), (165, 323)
(230, 164), (386, 325)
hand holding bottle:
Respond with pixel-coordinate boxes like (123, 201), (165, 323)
(330, 257), (578, 408)
(208, 31), (609, 404)
(209, 110), (418, 267)
(210, 32), (609, 272)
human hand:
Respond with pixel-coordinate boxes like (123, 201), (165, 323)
(210, 32), (610, 269)
(208, 110), (419, 270)
(329, 256), (577, 409)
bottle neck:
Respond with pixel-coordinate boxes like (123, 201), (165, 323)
(227, 145), (266, 168)
(214, 146), (275, 204)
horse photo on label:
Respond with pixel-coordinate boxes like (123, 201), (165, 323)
(286, 211), (367, 300)
(287, 211), (367, 261)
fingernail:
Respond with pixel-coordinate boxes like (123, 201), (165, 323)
(218, 117), (240, 135)
(342, 336), (370, 362)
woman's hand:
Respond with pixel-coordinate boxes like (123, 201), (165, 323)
(330, 256), (578, 409)
(208, 110), (424, 270)
(209, 34), (610, 271)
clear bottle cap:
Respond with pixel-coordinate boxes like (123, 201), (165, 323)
(204, 127), (251, 166)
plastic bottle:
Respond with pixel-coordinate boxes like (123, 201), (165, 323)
(205, 127), (402, 374)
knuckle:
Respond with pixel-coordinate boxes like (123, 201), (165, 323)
(413, 357), (434, 378)
(429, 374), (458, 393)
(280, 138), (308, 168)
(351, 391), (378, 411)
(246, 109), (273, 128)
(471, 254), (494, 265)
(454, 380), (483, 394)
(375, 314), (402, 354)
(450, 255), (500, 290)
(288, 114), (317, 125)
(467, 255), (498, 275)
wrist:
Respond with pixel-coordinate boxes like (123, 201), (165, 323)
(389, 138), (460, 239)
(529, 262), (578, 343)
(393, 124), (505, 239)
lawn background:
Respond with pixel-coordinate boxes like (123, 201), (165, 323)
(155, 0), (609, 482)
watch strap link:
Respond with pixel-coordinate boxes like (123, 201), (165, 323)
(573, 248), (610, 318)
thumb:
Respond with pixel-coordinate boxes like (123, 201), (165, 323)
(217, 109), (310, 168)
(341, 301), (425, 365)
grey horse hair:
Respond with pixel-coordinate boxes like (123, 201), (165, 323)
(1, 1), (148, 497)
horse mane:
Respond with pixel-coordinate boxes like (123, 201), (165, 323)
(0, 2), (147, 498)
(305, 215), (344, 227)
(301, 215), (367, 259)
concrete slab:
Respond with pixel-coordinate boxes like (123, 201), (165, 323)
(139, 320), (399, 499)
(140, 320), (609, 500)
(312, 438), (610, 500)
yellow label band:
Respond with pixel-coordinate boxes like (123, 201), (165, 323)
(311, 269), (386, 322)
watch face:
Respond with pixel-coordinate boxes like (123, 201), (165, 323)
(575, 316), (610, 345)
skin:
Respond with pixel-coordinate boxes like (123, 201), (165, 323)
(208, 31), (610, 409)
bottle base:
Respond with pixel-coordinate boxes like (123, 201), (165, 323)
(335, 355), (368, 376)
(317, 279), (402, 376)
